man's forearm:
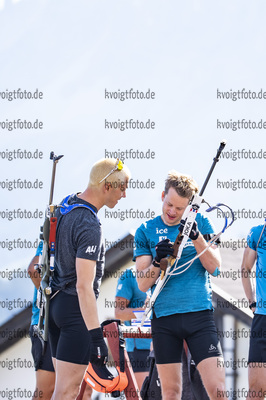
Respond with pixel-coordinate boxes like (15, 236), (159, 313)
(115, 307), (140, 321)
(136, 263), (160, 292)
(240, 247), (257, 308)
(77, 286), (100, 330)
(193, 234), (221, 274)
(27, 255), (42, 289)
(241, 268), (256, 304)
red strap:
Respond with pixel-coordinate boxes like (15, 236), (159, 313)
(49, 217), (57, 248)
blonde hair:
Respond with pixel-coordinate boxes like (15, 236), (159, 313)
(164, 170), (199, 199)
(89, 158), (131, 187)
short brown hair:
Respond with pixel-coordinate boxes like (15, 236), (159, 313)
(164, 170), (199, 199)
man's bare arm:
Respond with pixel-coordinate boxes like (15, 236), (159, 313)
(136, 255), (160, 293)
(76, 257), (100, 330)
(193, 234), (221, 275)
(115, 297), (137, 321)
(241, 246), (256, 311)
(114, 296), (149, 321)
(27, 255), (42, 289)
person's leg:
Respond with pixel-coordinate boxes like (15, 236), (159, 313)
(151, 314), (183, 400)
(128, 348), (150, 394)
(185, 310), (227, 399)
(246, 363), (266, 400)
(49, 292), (92, 400)
(79, 381), (92, 400)
(51, 359), (88, 400)
(30, 325), (55, 400)
(246, 315), (266, 399)
(35, 370), (55, 400)
(134, 371), (149, 392)
(197, 357), (227, 400)
(156, 363), (182, 400)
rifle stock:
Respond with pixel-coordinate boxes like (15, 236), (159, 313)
(36, 152), (63, 347)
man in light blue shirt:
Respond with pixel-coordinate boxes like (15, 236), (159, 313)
(134, 170), (226, 400)
(241, 222), (266, 400)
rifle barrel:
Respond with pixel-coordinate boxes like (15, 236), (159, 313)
(199, 141), (226, 197)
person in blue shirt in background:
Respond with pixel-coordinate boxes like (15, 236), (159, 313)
(115, 265), (152, 393)
(241, 222), (266, 400)
(28, 241), (55, 400)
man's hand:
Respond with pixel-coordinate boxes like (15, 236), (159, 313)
(178, 219), (199, 240)
(154, 239), (174, 266)
(89, 327), (108, 367)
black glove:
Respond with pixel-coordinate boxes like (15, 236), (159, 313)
(89, 327), (108, 367)
(154, 239), (174, 266)
(178, 219), (199, 240)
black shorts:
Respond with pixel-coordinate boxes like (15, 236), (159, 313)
(248, 314), (266, 363)
(128, 348), (150, 373)
(49, 291), (91, 365)
(151, 310), (222, 366)
(29, 325), (55, 372)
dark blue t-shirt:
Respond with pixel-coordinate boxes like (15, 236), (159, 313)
(52, 193), (104, 298)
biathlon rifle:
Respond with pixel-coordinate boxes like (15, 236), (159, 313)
(141, 141), (235, 325)
(36, 152), (63, 349)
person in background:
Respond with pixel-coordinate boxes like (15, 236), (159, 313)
(115, 265), (152, 392)
(241, 221), (266, 400)
(28, 241), (55, 400)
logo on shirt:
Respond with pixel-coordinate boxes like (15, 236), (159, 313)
(156, 227), (168, 234)
(183, 241), (194, 249)
(159, 236), (167, 242)
(85, 245), (97, 254)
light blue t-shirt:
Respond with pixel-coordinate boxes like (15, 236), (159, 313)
(133, 213), (215, 318)
(31, 241), (43, 325)
(247, 224), (266, 315)
(115, 266), (152, 352)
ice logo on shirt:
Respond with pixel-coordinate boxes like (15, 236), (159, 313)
(159, 236), (167, 241)
(156, 228), (168, 234)
(85, 245), (97, 254)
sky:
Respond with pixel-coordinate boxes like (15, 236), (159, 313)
(1, 0), (266, 325)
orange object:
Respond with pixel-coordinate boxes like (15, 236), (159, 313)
(85, 363), (128, 395)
